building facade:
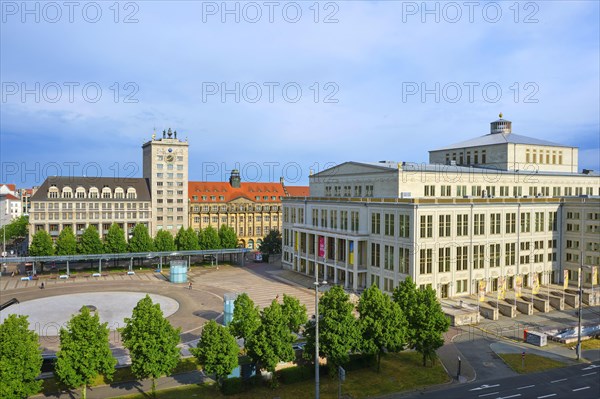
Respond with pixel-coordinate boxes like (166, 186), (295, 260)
(282, 116), (600, 297)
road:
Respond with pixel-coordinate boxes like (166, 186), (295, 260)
(401, 361), (600, 399)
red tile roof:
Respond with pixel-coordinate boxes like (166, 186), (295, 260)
(189, 182), (285, 203)
(285, 186), (310, 197)
(1, 193), (19, 201)
(1, 184), (16, 192)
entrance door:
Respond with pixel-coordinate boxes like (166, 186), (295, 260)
(440, 284), (449, 298)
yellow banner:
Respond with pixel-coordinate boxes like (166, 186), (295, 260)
(532, 273), (540, 295)
(563, 270), (569, 290)
(515, 275), (522, 298)
(478, 280), (486, 302)
(593, 266), (598, 286)
(498, 276), (506, 300)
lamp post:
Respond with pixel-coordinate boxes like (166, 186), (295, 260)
(314, 279), (327, 399)
(576, 260), (591, 361)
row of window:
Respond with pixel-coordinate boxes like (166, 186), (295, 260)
(33, 212), (150, 221)
(156, 163), (184, 171)
(423, 184), (596, 198)
(155, 173), (185, 179)
(47, 185), (138, 199)
(193, 215), (279, 223)
(324, 185), (374, 197)
(445, 149), (488, 165)
(192, 204), (280, 212)
(191, 195), (281, 201)
(34, 202), (149, 210)
(525, 149), (564, 165)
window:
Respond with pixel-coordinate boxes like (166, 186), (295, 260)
(354, 185), (362, 197)
(350, 211), (359, 232)
(399, 215), (410, 238)
(534, 212), (544, 232)
(506, 213), (516, 234)
(384, 245), (394, 271)
(321, 209), (328, 228)
(398, 247), (409, 274)
(438, 247), (450, 272)
(520, 212), (530, 233)
(384, 214), (395, 236)
(456, 185), (467, 196)
(438, 215), (451, 237)
(489, 244), (500, 267)
(365, 185), (374, 197)
(425, 185), (435, 196)
(456, 246), (468, 271)
(473, 245), (485, 269)
(490, 213), (501, 234)
(457, 214), (468, 236)
(340, 211), (348, 230)
(371, 243), (380, 267)
(440, 185), (451, 197)
(371, 213), (381, 234)
(330, 210), (337, 229)
(456, 279), (468, 293)
(419, 248), (433, 274)
(420, 215), (433, 238)
(548, 211), (557, 231)
(474, 214), (485, 235)
(312, 209), (318, 226)
(504, 243), (516, 266)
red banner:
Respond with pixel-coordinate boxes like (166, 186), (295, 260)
(318, 236), (325, 257)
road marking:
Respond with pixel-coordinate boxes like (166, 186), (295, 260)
(469, 384), (500, 391)
(478, 392), (499, 397)
(582, 364), (600, 370)
(537, 394), (556, 398)
(550, 378), (567, 383)
(517, 385), (535, 390)
(581, 372), (597, 377)
(572, 386), (590, 392)
(497, 395), (521, 399)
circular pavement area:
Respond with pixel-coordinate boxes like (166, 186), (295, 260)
(1, 292), (179, 337)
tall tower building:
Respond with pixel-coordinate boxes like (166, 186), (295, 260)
(142, 128), (189, 237)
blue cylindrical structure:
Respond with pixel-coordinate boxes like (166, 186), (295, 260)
(223, 293), (238, 326)
(169, 260), (188, 283)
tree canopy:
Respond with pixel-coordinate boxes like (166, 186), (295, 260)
(218, 225), (238, 249)
(103, 223), (127, 254)
(199, 226), (220, 250)
(175, 227), (199, 251)
(192, 320), (239, 386)
(0, 314), (43, 398)
(358, 285), (407, 372)
(281, 294), (307, 334)
(258, 229), (281, 254)
(229, 293), (261, 342)
(55, 226), (77, 256)
(0, 215), (28, 241)
(77, 225), (104, 255)
(29, 229), (55, 257)
(121, 295), (181, 397)
(128, 224), (154, 252)
(55, 306), (116, 399)
(154, 229), (176, 252)
(304, 285), (359, 369)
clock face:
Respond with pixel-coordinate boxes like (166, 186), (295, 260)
(168, 148), (173, 153)
(166, 154), (174, 162)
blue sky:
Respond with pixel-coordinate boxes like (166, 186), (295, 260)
(1, 0), (599, 187)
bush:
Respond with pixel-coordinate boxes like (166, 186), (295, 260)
(277, 366), (313, 384)
(221, 377), (245, 395)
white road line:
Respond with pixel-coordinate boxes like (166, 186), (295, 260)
(478, 392), (499, 397)
(517, 385), (535, 390)
(497, 394), (521, 399)
(572, 386), (590, 392)
(581, 372), (597, 377)
(469, 384), (500, 391)
(550, 378), (567, 383)
(537, 394), (557, 399)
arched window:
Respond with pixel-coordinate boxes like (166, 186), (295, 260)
(114, 187), (125, 199)
(48, 185), (59, 199)
(248, 239), (254, 249)
(76, 186), (86, 198)
(89, 187), (99, 199)
(101, 186), (112, 199)
(126, 187), (137, 199)
(62, 186), (73, 198)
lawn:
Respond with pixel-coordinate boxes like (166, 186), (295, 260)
(562, 338), (600, 351)
(497, 353), (566, 374)
(115, 351), (450, 399)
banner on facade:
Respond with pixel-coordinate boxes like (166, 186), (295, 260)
(563, 270), (569, 290)
(318, 236), (325, 257)
(498, 276), (506, 300)
(532, 273), (540, 295)
(349, 241), (354, 264)
(478, 280), (486, 302)
(593, 266), (598, 286)
(515, 275), (522, 298)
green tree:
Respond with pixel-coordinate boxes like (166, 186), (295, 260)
(29, 229), (54, 257)
(245, 300), (294, 386)
(0, 215), (28, 241)
(303, 285), (359, 370)
(154, 230), (176, 252)
(358, 285), (407, 372)
(121, 295), (181, 397)
(197, 229), (205, 250)
(77, 225), (104, 255)
(392, 277), (419, 347)
(258, 229), (281, 255)
(55, 306), (116, 399)
(192, 320), (239, 387)
(0, 314), (43, 398)
(229, 293), (261, 343)
(175, 227), (199, 251)
(128, 224), (154, 253)
(200, 226), (220, 250)
(281, 294), (307, 334)
(396, 285), (450, 367)
(218, 225), (238, 249)
(55, 226), (77, 256)
(103, 223), (127, 254)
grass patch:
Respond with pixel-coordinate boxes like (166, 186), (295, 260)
(562, 338), (600, 351)
(497, 353), (566, 374)
(114, 351), (449, 399)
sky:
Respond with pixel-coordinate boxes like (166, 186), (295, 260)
(1, 0), (599, 188)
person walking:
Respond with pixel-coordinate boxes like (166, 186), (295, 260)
(188, 281), (192, 290)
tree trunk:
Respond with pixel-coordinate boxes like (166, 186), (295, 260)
(423, 352), (426, 367)
(377, 352), (381, 372)
(82, 384), (87, 399)
(152, 377), (156, 398)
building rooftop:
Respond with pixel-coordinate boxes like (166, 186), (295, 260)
(30, 176), (152, 202)
(188, 181), (309, 203)
(430, 132), (571, 152)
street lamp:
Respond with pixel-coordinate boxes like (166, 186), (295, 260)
(314, 279), (327, 399)
(576, 261), (592, 361)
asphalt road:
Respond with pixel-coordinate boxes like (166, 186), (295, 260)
(401, 361), (600, 399)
